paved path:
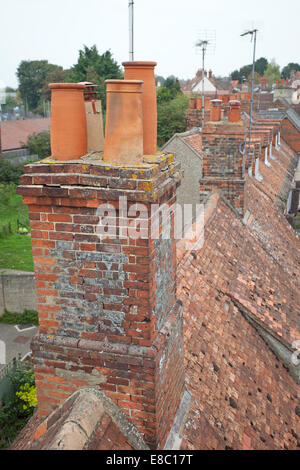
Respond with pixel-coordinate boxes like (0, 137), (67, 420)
(0, 323), (38, 368)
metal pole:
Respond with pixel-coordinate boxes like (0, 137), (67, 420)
(248, 30), (257, 157)
(129, 1), (134, 61)
(202, 46), (205, 128)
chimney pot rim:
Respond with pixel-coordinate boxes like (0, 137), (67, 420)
(122, 61), (157, 68)
(48, 83), (85, 90)
(105, 79), (144, 85)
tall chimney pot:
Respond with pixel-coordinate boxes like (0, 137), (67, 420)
(49, 83), (87, 161)
(228, 100), (241, 123)
(210, 99), (222, 122)
(122, 61), (157, 154)
(103, 79), (144, 165)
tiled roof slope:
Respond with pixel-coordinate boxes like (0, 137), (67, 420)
(12, 388), (148, 450)
(175, 128), (300, 449)
(286, 108), (300, 133)
(0, 118), (50, 151)
(177, 191), (300, 450)
(182, 133), (203, 155)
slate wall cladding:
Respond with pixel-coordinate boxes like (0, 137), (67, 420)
(17, 154), (185, 449)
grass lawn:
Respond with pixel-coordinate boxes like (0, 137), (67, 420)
(294, 212), (300, 230)
(0, 185), (34, 272)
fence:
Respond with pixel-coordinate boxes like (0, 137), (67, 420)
(1, 148), (39, 166)
(0, 356), (19, 402)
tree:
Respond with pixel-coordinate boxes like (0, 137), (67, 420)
(281, 62), (300, 79)
(247, 71), (261, 85)
(231, 70), (241, 82)
(264, 59), (281, 85)
(157, 87), (173, 104)
(164, 76), (181, 95)
(1, 95), (18, 111)
(255, 57), (268, 76)
(157, 94), (189, 146)
(67, 45), (122, 109)
(17, 60), (61, 111)
(23, 131), (51, 159)
(156, 76), (182, 104)
(239, 64), (252, 83)
(42, 67), (71, 101)
(231, 58), (269, 83)
(155, 75), (165, 87)
(68, 45), (122, 82)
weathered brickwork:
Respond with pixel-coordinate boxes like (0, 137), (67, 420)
(281, 117), (300, 153)
(199, 178), (245, 213)
(186, 109), (203, 130)
(199, 121), (247, 215)
(244, 140), (262, 171)
(17, 153), (185, 449)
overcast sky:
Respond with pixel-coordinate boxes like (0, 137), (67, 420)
(1, 0), (299, 88)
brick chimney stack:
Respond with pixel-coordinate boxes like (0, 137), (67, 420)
(17, 76), (185, 449)
(200, 102), (247, 215)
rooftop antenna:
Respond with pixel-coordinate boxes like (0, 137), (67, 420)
(241, 28), (258, 169)
(195, 30), (216, 129)
(129, 1), (134, 61)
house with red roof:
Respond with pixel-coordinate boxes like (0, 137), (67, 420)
(0, 118), (50, 154)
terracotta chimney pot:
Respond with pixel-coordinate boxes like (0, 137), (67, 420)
(103, 79), (144, 165)
(210, 99), (222, 122)
(122, 61), (157, 154)
(49, 83), (87, 161)
(228, 100), (241, 122)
